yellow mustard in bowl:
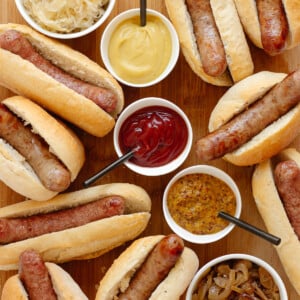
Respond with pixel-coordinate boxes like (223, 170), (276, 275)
(108, 15), (172, 85)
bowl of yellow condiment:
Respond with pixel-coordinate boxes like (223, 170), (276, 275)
(163, 165), (242, 244)
(100, 8), (180, 87)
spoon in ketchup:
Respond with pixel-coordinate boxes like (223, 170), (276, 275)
(83, 149), (136, 187)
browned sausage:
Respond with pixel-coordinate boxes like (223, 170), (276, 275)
(185, 0), (227, 77)
(19, 249), (57, 300)
(274, 160), (300, 239)
(196, 69), (300, 162)
(0, 104), (71, 192)
(256, 0), (289, 56)
(118, 234), (184, 300)
(0, 30), (117, 113)
(0, 196), (125, 244)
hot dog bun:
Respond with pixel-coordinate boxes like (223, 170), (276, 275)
(0, 95), (85, 201)
(0, 183), (151, 270)
(96, 235), (199, 300)
(1, 261), (88, 299)
(0, 23), (124, 137)
(165, 0), (254, 86)
(204, 71), (300, 166)
(234, 0), (300, 53)
(252, 148), (300, 295)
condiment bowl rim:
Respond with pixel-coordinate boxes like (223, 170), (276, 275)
(14, 0), (116, 39)
(113, 97), (193, 176)
(100, 8), (180, 87)
(185, 253), (288, 300)
(163, 164), (242, 244)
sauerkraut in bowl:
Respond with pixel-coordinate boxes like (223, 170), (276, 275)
(15, 0), (116, 39)
(186, 254), (288, 300)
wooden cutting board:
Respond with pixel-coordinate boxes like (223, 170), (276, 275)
(0, 0), (299, 298)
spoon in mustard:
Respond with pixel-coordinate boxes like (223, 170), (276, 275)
(218, 211), (281, 246)
(140, 0), (147, 26)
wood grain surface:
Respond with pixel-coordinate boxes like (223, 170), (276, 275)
(0, 0), (299, 299)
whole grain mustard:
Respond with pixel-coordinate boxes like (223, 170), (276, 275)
(167, 173), (236, 234)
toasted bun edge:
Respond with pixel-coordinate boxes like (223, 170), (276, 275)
(234, 0), (300, 50)
(1, 263), (88, 299)
(0, 96), (85, 200)
(0, 183), (151, 270)
(96, 235), (199, 300)
(0, 23), (124, 136)
(208, 71), (300, 166)
(2, 96), (85, 181)
(165, 0), (253, 86)
(252, 148), (300, 295)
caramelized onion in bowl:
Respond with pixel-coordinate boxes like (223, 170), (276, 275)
(186, 254), (288, 300)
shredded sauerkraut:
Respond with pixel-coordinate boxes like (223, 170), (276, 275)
(23, 0), (109, 33)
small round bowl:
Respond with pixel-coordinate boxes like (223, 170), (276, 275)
(186, 253), (288, 300)
(15, 0), (116, 39)
(101, 8), (180, 87)
(163, 165), (242, 244)
(113, 97), (193, 176)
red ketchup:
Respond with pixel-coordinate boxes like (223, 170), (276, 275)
(119, 106), (188, 167)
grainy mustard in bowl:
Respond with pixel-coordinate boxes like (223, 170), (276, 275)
(163, 165), (242, 244)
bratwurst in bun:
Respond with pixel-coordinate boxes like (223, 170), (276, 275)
(0, 23), (124, 137)
(1, 249), (88, 300)
(196, 70), (300, 166)
(0, 183), (151, 270)
(0, 95), (85, 201)
(96, 234), (199, 300)
(234, 0), (300, 55)
(165, 0), (254, 86)
(252, 147), (300, 296)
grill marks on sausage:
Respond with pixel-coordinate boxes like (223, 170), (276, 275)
(196, 69), (300, 162)
(0, 30), (117, 113)
(19, 249), (57, 300)
(0, 196), (125, 244)
(0, 104), (71, 192)
(118, 234), (184, 300)
(256, 0), (289, 55)
(274, 160), (300, 239)
(186, 0), (227, 77)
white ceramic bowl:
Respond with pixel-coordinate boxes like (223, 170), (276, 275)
(101, 8), (180, 87)
(113, 97), (192, 176)
(15, 0), (116, 39)
(186, 253), (288, 300)
(163, 165), (242, 244)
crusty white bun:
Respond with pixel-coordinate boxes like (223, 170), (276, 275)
(165, 0), (254, 86)
(252, 147), (300, 296)
(96, 235), (199, 300)
(0, 183), (151, 270)
(0, 23), (124, 137)
(1, 262), (88, 300)
(208, 71), (300, 166)
(234, 0), (300, 52)
(0, 95), (85, 201)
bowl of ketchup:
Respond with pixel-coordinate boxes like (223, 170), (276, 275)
(113, 97), (193, 176)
